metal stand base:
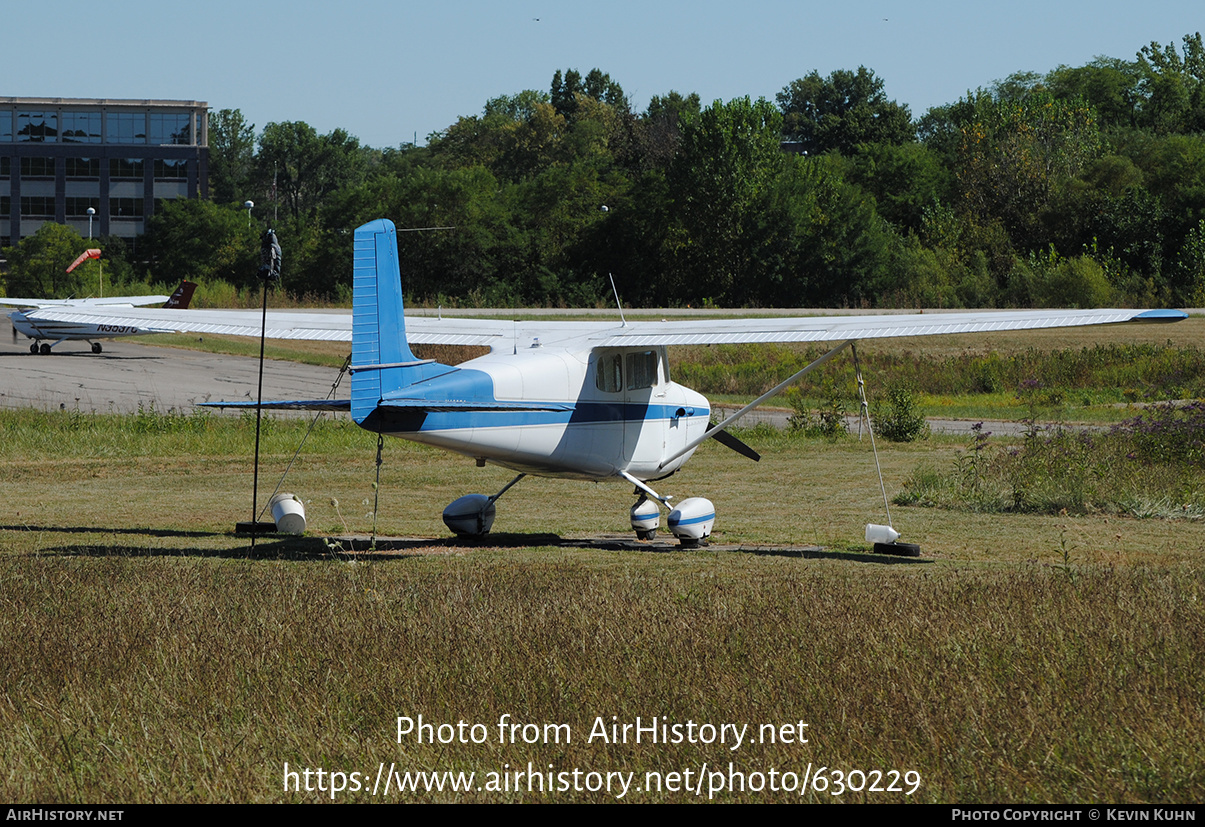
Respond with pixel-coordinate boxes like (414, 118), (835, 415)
(235, 521), (278, 534)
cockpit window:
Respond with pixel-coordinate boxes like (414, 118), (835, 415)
(595, 352), (623, 393)
(626, 350), (658, 390)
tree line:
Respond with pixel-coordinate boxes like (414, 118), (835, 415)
(5, 35), (1205, 308)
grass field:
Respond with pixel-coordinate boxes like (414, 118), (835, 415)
(1, 407), (1202, 803)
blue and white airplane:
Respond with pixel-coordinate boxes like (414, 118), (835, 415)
(34, 218), (1188, 545)
(3, 281), (196, 354)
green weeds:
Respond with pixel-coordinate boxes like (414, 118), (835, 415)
(897, 403), (1205, 517)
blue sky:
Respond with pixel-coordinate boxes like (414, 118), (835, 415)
(7, 1), (1201, 149)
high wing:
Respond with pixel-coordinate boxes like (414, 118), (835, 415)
(19, 305), (1186, 348)
(577, 308), (1188, 347)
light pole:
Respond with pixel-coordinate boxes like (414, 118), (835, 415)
(86, 206), (95, 239)
(244, 200), (254, 227)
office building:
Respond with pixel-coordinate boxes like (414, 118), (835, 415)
(0, 97), (209, 250)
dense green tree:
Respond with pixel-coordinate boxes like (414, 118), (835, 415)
(1045, 59), (1140, 127)
(845, 141), (954, 233)
(208, 108), (256, 204)
(990, 71), (1046, 102)
(142, 199), (260, 287)
(777, 67), (914, 155)
(666, 97), (787, 302)
(636, 91), (701, 172)
(956, 92), (1102, 252)
(551, 68), (627, 119)
(1135, 33), (1205, 133)
(2, 223), (91, 298)
(256, 122), (366, 222)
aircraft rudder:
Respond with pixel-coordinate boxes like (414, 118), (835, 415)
(163, 281), (197, 309)
(352, 218), (426, 422)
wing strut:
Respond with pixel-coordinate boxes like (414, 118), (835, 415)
(659, 339), (854, 469)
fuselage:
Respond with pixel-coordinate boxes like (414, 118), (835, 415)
(10, 308), (153, 342)
(365, 344), (711, 482)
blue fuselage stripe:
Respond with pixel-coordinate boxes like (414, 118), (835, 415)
(362, 402), (703, 432)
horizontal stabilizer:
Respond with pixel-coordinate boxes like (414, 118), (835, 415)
(380, 398), (575, 413)
(199, 400), (351, 411)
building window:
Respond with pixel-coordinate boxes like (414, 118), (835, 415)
(106, 112), (146, 144)
(0, 157), (10, 178)
(0, 112), (11, 142)
(65, 197), (100, 217)
(16, 111), (58, 142)
(0, 196), (9, 217)
(20, 157), (55, 177)
(20, 196), (56, 218)
(148, 113), (192, 145)
(109, 197), (144, 218)
(110, 158), (144, 179)
(153, 158), (189, 179)
(65, 157), (100, 178)
(61, 111), (102, 143)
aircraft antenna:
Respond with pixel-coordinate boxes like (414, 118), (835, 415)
(608, 272), (627, 327)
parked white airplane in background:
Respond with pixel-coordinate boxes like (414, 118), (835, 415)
(3, 281), (196, 353)
(24, 219), (1188, 546)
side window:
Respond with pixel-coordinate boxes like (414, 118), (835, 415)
(594, 352), (623, 393)
(626, 350), (658, 390)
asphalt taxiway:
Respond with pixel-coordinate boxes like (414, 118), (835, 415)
(0, 324), (338, 414)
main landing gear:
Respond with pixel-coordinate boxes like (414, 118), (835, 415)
(28, 340), (102, 354)
(440, 471), (716, 549)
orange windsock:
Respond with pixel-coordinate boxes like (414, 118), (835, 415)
(66, 249), (102, 273)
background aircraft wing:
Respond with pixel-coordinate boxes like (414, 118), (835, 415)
(23, 306), (354, 341)
(0, 294), (172, 309)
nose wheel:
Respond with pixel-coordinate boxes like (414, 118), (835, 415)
(91, 342), (103, 354)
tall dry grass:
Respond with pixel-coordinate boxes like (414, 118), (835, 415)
(1, 554), (1201, 802)
(0, 409), (1202, 802)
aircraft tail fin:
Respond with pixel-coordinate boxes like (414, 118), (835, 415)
(350, 219), (452, 424)
(162, 281), (197, 309)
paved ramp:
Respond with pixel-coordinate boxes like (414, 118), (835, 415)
(0, 324), (340, 414)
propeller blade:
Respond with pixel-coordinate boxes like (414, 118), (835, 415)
(706, 422), (761, 462)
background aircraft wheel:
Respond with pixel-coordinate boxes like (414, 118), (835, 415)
(91, 342), (103, 354)
(874, 541), (921, 557)
(30, 343), (38, 354)
(39, 344), (51, 355)
(636, 529), (657, 541)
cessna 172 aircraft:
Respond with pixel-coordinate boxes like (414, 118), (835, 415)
(3, 281), (196, 353)
(24, 219), (1188, 545)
